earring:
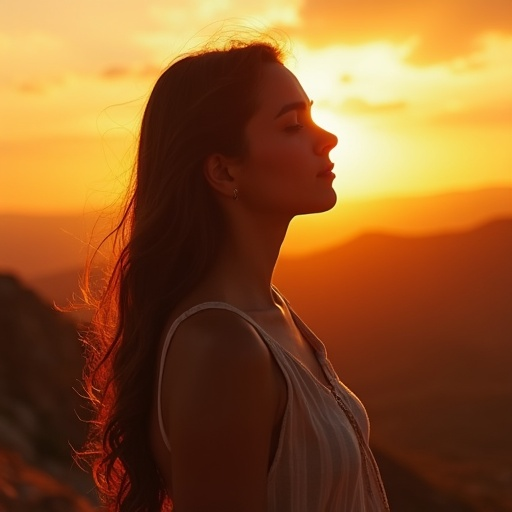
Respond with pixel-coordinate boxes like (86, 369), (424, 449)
(233, 188), (239, 200)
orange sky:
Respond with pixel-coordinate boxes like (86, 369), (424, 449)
(1, 0), (511, 214)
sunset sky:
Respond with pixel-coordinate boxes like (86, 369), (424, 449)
(1, 0), (511, 214)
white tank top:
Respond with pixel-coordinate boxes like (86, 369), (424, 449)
(157, 293), (389, 511)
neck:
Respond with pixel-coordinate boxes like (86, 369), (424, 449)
(204, 211), (290, 311)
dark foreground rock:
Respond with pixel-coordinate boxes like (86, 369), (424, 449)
(0, 449), (95, 512)
(0, 273), (97, 508)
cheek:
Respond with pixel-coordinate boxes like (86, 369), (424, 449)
(246, 137), (303, 179)
(239, 141), (323, 213)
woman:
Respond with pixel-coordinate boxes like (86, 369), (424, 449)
(83, 38), (389, 512)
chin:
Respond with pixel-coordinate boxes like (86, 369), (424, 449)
(298, 190), (338, 216)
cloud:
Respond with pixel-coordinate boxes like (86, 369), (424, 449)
(434, 101), (512, 125)
(100, 64), (162, 81)
(101, 66), (132, 80)
(11, 75), (66, 95)
(16, 82), (45, 94)
(288, 0), (512, 64)
(0, 1), (164, 83)
(339, 97), (407, 115)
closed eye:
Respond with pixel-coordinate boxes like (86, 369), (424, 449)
(284, 123), (304, 132)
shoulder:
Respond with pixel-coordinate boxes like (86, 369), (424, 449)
(160, 306), (286, 446)
(157, 307), (285, 510)
(160, 306), (286, 414)
(168, 306), (272, 370)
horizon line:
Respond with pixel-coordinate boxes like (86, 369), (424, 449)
(1, 183), (511, 217)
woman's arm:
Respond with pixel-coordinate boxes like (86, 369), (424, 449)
(159, 308), (284, 512)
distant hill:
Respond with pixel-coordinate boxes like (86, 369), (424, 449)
(1, 187), (511, 279)
(0, 212), (101, 280)
(282, 186), (512, 255)
(275, 218), (512, 511)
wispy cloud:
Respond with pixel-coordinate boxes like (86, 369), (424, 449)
(100, 64), (162, 81)
(433, 101), (512, 125)
(287, 0), (512, 64)
(16, 82), (45, 94)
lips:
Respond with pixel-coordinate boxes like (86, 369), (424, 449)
(317, 163), (335, 177)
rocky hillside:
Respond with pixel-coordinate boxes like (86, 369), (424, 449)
(0, 449), (94, 512)
(0, 274), (96, 510)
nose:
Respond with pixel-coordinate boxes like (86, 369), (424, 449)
(316, 125), (338, 155)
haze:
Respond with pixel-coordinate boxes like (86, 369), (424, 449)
(1, 0), (511, 254)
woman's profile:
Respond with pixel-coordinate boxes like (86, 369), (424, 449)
(82, 34), (389, 512)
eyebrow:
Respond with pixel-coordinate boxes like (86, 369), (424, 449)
(274, 99), (313, 119)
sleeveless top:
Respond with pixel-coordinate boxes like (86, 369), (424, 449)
(157, 292), (389, 511)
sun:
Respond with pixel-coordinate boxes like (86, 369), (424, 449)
(287, 55), (382, 199)
(311, 105), (376, 199)
(285, 42), (416, 200)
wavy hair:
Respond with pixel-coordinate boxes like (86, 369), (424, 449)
(81, 40), (284, 511)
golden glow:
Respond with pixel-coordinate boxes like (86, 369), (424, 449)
(1, 2), (511, 216)
(307, 107), (370, 197)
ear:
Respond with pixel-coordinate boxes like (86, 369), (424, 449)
(203, 153), (240, 198)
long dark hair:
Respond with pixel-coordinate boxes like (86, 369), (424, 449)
(81, 40), (284, 511)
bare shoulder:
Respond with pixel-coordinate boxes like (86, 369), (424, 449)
(157, 308), (285, 510)
(162, 307), (282, 408)
(168, 307), (273, 369)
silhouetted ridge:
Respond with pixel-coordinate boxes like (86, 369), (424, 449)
(0, 273), (96, 508)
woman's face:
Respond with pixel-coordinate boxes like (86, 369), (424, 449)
(236, 63), (338, 218)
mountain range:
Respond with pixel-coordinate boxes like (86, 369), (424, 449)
(1, 187), (511, 280)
